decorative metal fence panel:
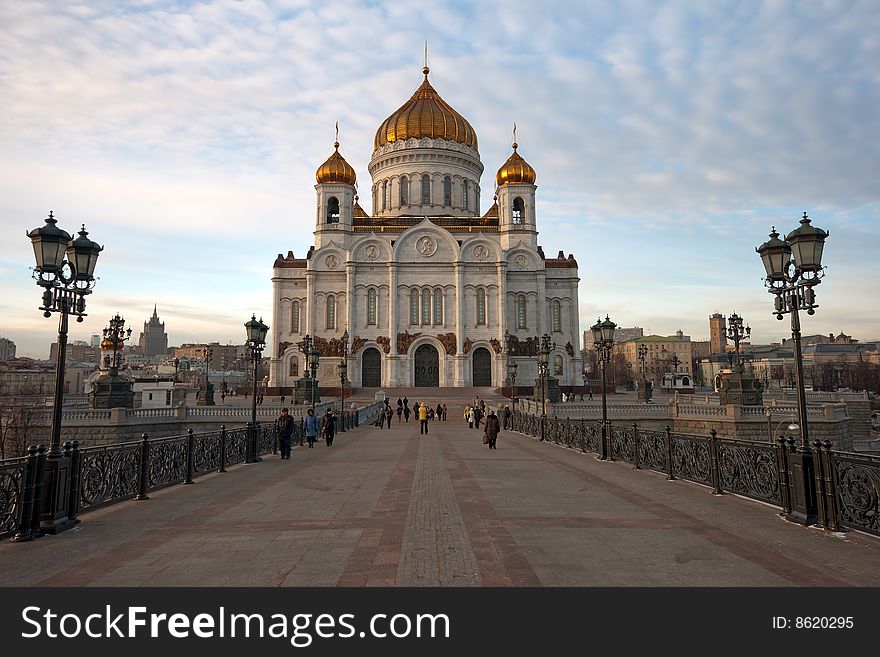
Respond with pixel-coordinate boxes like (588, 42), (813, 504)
(147, 436), (189, 491)
(192, 430), (224, 476)
(716, 440), (781, 505)
(0, 456), (27, 539)
(226, 428), (249, 466)
(669, 434), (713, 486)
(610, 424), (634, 463)
(637, 428), (668, 474)
(830, 452), (880, 537)
(79, 442), (142, 511)
(258, 425), (276, 455)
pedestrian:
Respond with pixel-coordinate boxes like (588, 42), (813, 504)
(463, 405), (470, 423)
(479, 399), (485, 413)
(403, 396), (408, 409)
(396, 402), (403, 422)
(385, 405), (393, 428)
(418, 402), (429, 435)
(484, 409), (501, 449)
(280, 394), (286, 406)
(467, 406), (475, 429)
(474, 405), (482, 430)
(322, 409), (336, 446)
(503, 405), (511, 430)
(403, 405), (411, 422)
(429, 407), (435, 421)
(436, 402), (442, 421)
(562, 391), (567, 403)
(589, 388), (593, 400)
(397, 397), (403, 409)
(303, 408), (319, 448)
(442, 403), (447, 421)
(276, 407), (294, 460)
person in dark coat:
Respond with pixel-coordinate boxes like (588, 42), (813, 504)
(403, 405), (411, 422)
(484, 410), (501, 449)
(276, 407), (294, 460)
(436, 403), (443, 421)
(322, 409), (336, 446)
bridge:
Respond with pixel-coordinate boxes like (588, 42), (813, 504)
(1, 390), (879, 587)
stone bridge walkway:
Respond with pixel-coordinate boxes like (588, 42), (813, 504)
(1, 404), (878, 586)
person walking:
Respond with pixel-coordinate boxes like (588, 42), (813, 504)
(473, 405), (482, 430)
(484, 409), (501, 449)
(503, 405), (511, 430)
(322, 409), (336, 446)
(403, 396), (408, 409)
(385, 405), (394, 429)
(276, 407), (294, 460)
(436, 403), (443, 421)
(303, 408), (319, 448)
(396, 401), (403, 423)
(442, 403), (447, 421)
(467, 406), (475, 429)
(418, 402), (429, 435)
(403, 405), (411, 422)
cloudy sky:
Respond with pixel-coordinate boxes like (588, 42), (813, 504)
(1, 0), (877, 359)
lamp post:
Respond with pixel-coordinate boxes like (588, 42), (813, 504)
(757, 212), (828, 525)
(537, 333), (555, 441)
(307, 340), (321, 410)
(504, 328), (518, 400)
(338, 329), (349, 432)
(26, 211), (102, 533)
(102, 314), (132, 373)
(592, 315), (616, 460)
(244, 314), (268, 463)
(726, 312), (751, 372)
(201, 345), (214, 405)
(173, 357), (180, 384)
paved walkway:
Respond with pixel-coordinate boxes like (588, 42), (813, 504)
(2, 402), (879, 587)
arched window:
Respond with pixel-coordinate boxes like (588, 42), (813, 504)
(433, 288), (443, 325)
(512, 197), (525, 224)
(551, 300), (561, 333)
(382, 181), (388, 210)
(443, 176), (452, 206)
(554, 355), (563, 376)
(367, 288), (377, 325)
(421, 288), (431, 325)
(421, 174), (430, 204)
(326, 196), (340, 224)
(400, 177), (408, 205)
(462, 180), (468, 210)
(516, 295), (527, 329)
(476, 288), (486, 325)
(291, 301), (300, 334)
(289, 358), (298, 378)
(410, 289), (419, 325)
(326, 295), (336, 330)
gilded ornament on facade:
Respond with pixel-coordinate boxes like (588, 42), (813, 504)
(351, 336), (366, 354)
(565, 342), (575, 357)
(489, 338), (502, 354)
(462, 337), (474, 354)
(376, 335), (391, 354)
(507, 335), (539, 356)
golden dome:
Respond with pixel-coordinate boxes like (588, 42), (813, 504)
(374, 67), (478, 152)
(495, 142), (536, 186)
(100, 338), (124, 350)
(316, 142), (356, 185)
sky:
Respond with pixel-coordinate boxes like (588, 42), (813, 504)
(0, 0), (878, 359)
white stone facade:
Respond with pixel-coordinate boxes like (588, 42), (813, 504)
(269, 79), (582, 390)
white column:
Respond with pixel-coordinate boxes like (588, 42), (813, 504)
(269, 276), (282, 387)
(305, 270), (315, 337)
(536, 269), (547, 336)
(389, 264), (398, 354)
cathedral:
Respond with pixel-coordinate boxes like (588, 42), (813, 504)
(268, 65), (582, 390)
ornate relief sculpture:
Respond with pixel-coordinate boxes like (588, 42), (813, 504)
(376, 335), (391, 354)
(438, 332), (457, 356)
(278, 341), (292, 356)
(489, 338), (502, 354)
(462, 337), (474, 354)
(351, 336), (366, 354)
(507, 335), (539, 356)
(397, 331), (421, 355)
(565, 341), (575, 357)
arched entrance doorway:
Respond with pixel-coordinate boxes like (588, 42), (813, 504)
(362, 348), (381, 387)
(472, 347), (491, 386)
(414, 344), (439, 387)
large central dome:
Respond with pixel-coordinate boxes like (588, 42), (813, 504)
(373, 67), (478, 152)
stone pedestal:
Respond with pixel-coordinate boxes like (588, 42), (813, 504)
(637, 379), (653, 403)
(534, 376), (561, 404)
(718, 369), (764, 406)
(294, 377), (320, 406)
(197, 380), (215, 406)
(89, 372), (134, 409)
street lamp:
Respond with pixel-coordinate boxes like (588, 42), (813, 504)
(592, 315), (616, 460)
(338, 328), (349, 432)
(172, 357), (180, 384)
(537, 333), (555, 441)
(504, 328), (518, 400)
(726, 312), (751, 371)
(201, 345), (214, 406)
(102, 314), (132, 373)
(244, 314), (268, 463)
(757, 212), (828, 525)
(26, 211), (102, 534)
(307, 340), (321, 410)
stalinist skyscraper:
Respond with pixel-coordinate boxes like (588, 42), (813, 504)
(139, 305), (169, 357)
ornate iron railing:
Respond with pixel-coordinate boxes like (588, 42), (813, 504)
(507, 411), (880, 537)
(0, 455), (28, 539)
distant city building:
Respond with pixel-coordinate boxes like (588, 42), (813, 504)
(709, 313), (727, 355)
(90, 334), (101, 348)
(584, 326), (643, 352)
(0, 337), (16, 361)
(615, 332), (694, 384)
(49, 342), (101, 365)
(0, 358), (54, 395)
(139, 305), (169, 357)
(174, 343), (244, 370)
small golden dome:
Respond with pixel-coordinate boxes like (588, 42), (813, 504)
(374, 67), (478, 151)
(101, 338), (124, 350)
(495, 142), (536, 186)
(316, 142), (356, 185)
